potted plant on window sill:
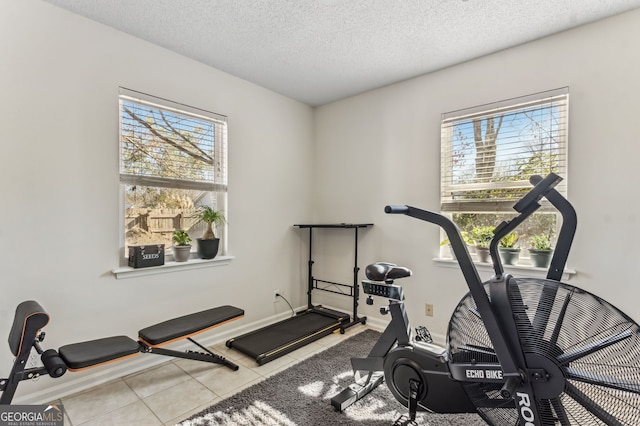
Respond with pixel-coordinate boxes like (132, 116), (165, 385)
(471, 226), (494, 263)
(172, 229), (192, 262)
(194, 206), (225, 259)
(498, 231), (520, 265)
(529, 234), (553, 268)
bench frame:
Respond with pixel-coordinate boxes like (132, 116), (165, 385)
(140, 337), (239, 370)
(0, 301), (243, 405)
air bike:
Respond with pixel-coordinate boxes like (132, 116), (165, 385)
(331, 174), (640, 425)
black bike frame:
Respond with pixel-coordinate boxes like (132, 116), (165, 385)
(385, 173), (574, 426)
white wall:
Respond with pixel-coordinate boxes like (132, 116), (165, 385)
(0, 0), (314, 402)
(3, 0), (640, 405)
(314, 9), (640, 339)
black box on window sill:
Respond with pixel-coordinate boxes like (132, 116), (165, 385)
(128, 244), (165, 268)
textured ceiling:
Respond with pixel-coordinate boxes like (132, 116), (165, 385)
(45, 0), (640, 106)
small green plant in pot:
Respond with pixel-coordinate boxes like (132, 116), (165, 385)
(471, 226), (494, 263)
(194, 206), (225, 259)
(172, 229), (192, 262)
(499, 232), (520, 265)
(529, 233), (553, 268)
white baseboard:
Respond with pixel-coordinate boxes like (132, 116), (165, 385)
(356, 313), (446, 346)
(358, 313), (387, 331)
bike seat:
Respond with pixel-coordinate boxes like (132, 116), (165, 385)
(365, 262), (412, 281)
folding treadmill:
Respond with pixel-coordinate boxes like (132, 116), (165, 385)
(226, 223), (372, 365)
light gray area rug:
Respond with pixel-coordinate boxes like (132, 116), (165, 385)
(177, 329), (486, 425)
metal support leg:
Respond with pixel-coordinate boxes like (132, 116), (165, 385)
(142, 339), (239, 371)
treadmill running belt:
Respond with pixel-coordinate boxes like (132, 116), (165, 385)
(228, 311), (345, 364)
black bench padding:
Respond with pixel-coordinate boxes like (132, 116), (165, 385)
(138, 305), (244, 346)
(55, 305), (243, 370)
(8, 300), (49, 357)
(59, 336), (140, 370)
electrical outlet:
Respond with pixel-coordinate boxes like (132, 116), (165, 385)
(425, 303), (434, 317)
(274, 290), (281, 303)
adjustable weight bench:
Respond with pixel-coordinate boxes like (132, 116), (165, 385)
(0, 300), (244, 404)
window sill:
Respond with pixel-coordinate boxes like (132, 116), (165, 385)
(112, 255), (234, 279)
(434, 257), (576, 281)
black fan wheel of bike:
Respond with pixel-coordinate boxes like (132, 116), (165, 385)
(447, 277), (640, 425)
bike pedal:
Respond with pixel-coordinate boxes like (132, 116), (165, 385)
(415, 326), (433, 343)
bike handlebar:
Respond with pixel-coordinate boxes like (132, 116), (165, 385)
(385, 205), (409, 214)
(383, 204), (481, 289)
(512, 173), (562, 213)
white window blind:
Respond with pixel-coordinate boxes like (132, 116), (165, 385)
(441, 88), (568, 213)
(119, 88), (227, 193)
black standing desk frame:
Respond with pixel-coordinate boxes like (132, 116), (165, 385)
(294, 223), (373, 331)
(226, 223), (372, 365)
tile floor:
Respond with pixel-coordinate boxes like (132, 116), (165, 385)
(50, 326), (367, 425)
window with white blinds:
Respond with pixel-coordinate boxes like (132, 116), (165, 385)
(119, 88), (228, 257)
(441, 88), (568, 213)
(439, 88), (569, 257)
